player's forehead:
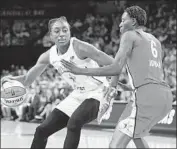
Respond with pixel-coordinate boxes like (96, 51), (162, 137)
(51, 20), (69, 30)
(121, 12), (131, 20)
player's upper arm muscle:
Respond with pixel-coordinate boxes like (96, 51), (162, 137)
(36, 50), (50, 65)
(74, 39), (114, 65)
(115, 31), (134, 62)
(23, 50), (50, 86)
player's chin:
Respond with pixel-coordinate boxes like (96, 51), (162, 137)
(120, 29), (124, 35)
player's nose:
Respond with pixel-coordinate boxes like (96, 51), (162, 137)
(119, 22), (122, 28)
(59, 31), (66, 36)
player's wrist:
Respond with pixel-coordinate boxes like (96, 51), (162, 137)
(14, 75), (26, 86)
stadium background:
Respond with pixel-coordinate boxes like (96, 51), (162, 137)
(0, 0), (176, 148)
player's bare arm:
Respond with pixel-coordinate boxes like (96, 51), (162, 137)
(61, 31), (134, 76)
(73, 38), (114, 66)
(1, 50), (50, 87)
(74, 39), (130, 90)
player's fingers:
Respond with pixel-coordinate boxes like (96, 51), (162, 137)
(1, 77), (8, 85)
(61, 61), (71, 70)
(61, 59), (76, 67)
(61, 59), (71, 66)
(1, 76), (15, 87)
(70, 61), (76, 66)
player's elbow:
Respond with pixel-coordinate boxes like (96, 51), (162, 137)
(113, 67), (122, 75)
(106, 68), (120, 76)
(112, 70), (120, 76)
(97, 52), (114, 66)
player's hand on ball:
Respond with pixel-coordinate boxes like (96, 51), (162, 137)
(60, 59), (82, 75)
(1, 75), (16, 88)
(1, 79), (27, 107)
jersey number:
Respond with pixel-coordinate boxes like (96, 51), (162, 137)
(151, 40), (158, 58)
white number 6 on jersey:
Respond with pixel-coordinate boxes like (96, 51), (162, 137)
(151, 40), (158, 58)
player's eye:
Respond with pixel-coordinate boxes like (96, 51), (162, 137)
(63, 28), (68, 33)
(54, 30), (60, 33)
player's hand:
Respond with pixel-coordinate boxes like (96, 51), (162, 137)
(1, 75), (16, 86)
(97, 87), (117, 124)
(60, 59), (82, 75)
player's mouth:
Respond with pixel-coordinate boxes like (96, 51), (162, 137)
(58, 39), (66, 43)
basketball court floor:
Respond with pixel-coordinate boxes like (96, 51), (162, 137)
(1, 120), (176, 148)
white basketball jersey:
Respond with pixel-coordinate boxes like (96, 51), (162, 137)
(49, 37), (109, 93)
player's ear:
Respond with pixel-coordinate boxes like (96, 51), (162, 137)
(49, 32), (54, 41)
(132, 18), (137, 26)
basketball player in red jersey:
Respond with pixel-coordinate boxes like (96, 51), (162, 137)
(61, 6), (173, 148)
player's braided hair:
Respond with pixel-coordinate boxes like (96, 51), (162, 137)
(48, 16), (70, 33)
(125, 6), (147, 26)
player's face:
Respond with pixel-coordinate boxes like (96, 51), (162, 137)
(119, 12), (134, 34)
(50, 21), (71, 46)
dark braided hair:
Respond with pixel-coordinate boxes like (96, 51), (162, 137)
(125, 6), (147, 26)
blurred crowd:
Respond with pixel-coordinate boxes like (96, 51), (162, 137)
(0, 1), (176, 122)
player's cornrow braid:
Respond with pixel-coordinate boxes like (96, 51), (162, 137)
(125, 6), (147, 26)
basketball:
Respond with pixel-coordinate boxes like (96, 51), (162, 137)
(1, 80), (27, 107)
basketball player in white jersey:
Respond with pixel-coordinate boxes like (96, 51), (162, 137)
(1, 16), (121, 149)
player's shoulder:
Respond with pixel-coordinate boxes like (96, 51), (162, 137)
(121, 30), (136, 41)
(146, 32), (161, 46)
(48, 44), (57, 52)
(72, 37), (92, 52)
(37, 48), (51, 64)
(43, 46), (53, 57)
(144, 31), (157, 41)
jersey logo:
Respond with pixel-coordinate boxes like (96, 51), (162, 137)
(11, 89), (15, 96)
(70, 56), (75, 62)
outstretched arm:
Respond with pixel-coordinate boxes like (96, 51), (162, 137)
(79, 31), (134, 76)
(1, 50), (50, 87)
(61, 31), (134, 76)
(73, 38), (114, 66)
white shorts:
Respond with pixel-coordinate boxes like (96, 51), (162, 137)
(56, 85), (105, 117)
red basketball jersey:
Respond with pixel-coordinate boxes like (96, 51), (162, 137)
(126, 30), (166, 88)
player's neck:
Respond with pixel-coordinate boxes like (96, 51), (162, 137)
(135, 26), (144, 31)
(56, 40), (70, 55)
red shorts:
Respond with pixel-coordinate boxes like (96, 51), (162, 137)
(117, 83), (173, 138)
